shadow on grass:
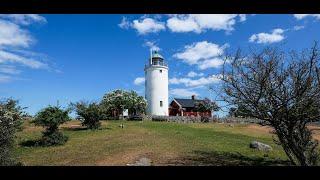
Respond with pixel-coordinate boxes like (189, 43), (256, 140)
(166, 150), (291, 166)
(61, 126), (112, 131)
(61, 126), (88, 131)
(19, 139), (42, 147)
(19, 138), (68, 147)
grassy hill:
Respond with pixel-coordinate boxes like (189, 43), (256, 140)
(14, 120), (319, 166)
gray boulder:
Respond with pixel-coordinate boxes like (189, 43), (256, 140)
(249, 141), (273, 151)
(127, 157), (151, 166)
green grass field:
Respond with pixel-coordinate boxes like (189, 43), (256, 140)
(14, 120), (297, 166)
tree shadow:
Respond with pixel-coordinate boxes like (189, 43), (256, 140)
(102, 127), (112, 130)
(166, 150), (291, 166)
(19, 139), (41, 147)
(61, 126), (112, 131)
(61, 126), (88, 131)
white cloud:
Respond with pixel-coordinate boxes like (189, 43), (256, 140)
(144, 41), (160, 51)
(249, 28), (285, 44)
(187, 71), (204, 78)
(134, 77), (145, 85)
(169, 77), (190, 85)
(174, 41), (227, 70)
(0, 65), (21, 74)
(0, 50), (48, 69)
(0, 20), (33, 48)
(167, 14), (242, 33)
(239, 14), (247, 22)
(120, 14), (246, 35)
(293, 14), (320, 20)
(198, 58), (224, 70)
(0, 14), (46, 25)
(167, 15), (201, 33)
(132, 18), (165, 35)
(192, 14), (238, 31)
(293, 25), (304, 31)
(170, 88), (198, 98)
(118, 17), (131, 29)
(174, 41), (226, 65)
(169, 75), (221, 88)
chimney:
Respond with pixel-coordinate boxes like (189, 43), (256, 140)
(191, 95), (196, 100)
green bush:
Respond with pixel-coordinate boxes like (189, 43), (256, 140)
(40, 131), (68, 146)
(200, 116), (211, 123)
(33, 106), (70, 146)
(71, 101), (103, 129)
(0, 99), (23, 166)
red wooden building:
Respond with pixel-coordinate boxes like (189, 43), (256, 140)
(168, 95), (212, 117)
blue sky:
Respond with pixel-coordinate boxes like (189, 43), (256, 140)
(1, 14), (320, 117)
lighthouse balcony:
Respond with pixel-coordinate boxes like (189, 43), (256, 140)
(145, 61), (168, 68)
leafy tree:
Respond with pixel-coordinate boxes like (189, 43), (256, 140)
(194, 98), (219, 112)
(228, 104), (253, 118)
(127, 91), (147, 116)
(220, 43), (320, 166)
(71, 101), (103, 129)
(33, 106), (71, 146)
(0, 99), (24, 166)
(101, 89), (147, 119)
(228, 107), (237, 117)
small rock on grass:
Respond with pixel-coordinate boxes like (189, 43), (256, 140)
(250, 141), (273, 151)
(126, 157), (152, 166)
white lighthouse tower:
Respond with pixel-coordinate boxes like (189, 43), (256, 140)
(145, 50), (169, 116)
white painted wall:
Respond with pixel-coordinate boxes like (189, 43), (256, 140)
(145, 65), (168, 116)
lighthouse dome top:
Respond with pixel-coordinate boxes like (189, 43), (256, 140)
(151, 51), (163, 59)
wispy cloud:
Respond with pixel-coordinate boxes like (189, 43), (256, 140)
(293, 25), (305, 31)
(0, 50), (48, 69)
(0, 20), (33, 48)
(143, 41), (160, 51)
(0, 74), (12, 83)
(249, 28), (285, 44)
(169, 74), (221, 88)
(170, 88), (198, 98)
(293, 14), (320, 20)
(118, 17), (131, 29)
(0, 14), (46, 25)
(0, 14), (52, 83)
(187, 71), (204, 78)
(0, 65), (21, 74)
(198, 58), (224, 70)
(238, 14), (247, 22)
(134, 77), (145, 85)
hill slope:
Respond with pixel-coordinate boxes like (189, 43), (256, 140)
(15, 120), (300, 165)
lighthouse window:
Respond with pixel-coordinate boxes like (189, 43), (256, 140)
(160, 101), (163, 107)
(160, 70), (162, 73)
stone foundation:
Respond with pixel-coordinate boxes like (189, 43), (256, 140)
(142, 115), (217, 123)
